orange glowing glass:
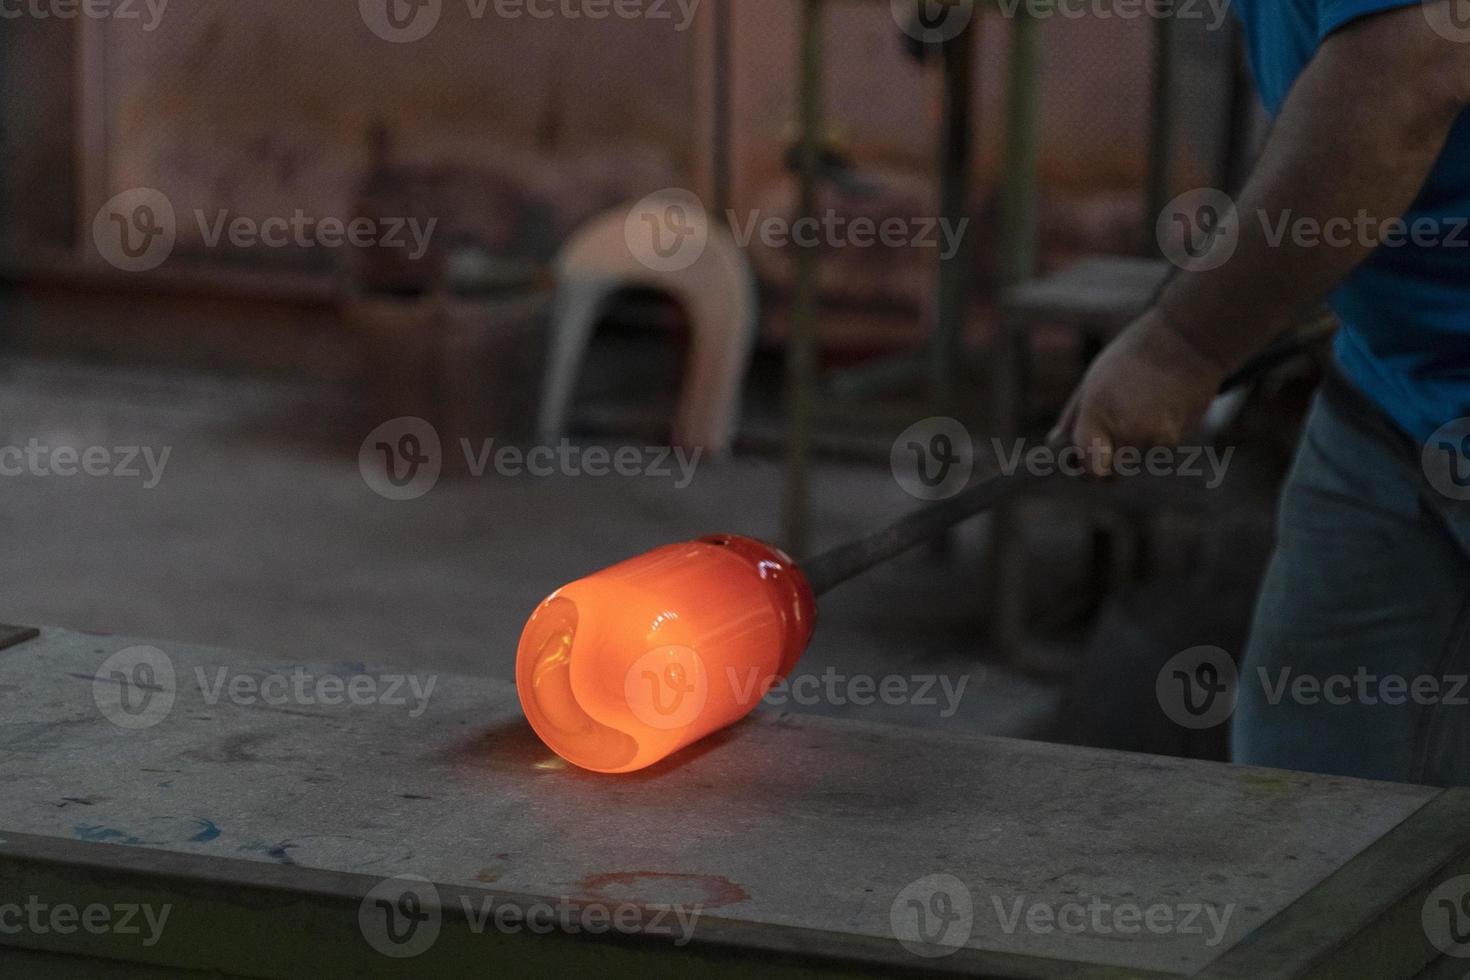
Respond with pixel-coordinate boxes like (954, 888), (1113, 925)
(516, 535), (816, 773)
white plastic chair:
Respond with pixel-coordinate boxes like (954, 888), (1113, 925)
(538, 196), (758, 455)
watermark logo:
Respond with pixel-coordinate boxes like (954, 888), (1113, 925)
(1256, 667), (1468, 708)
(462, 438), (701, 487)
(93, 646), (177, 730)
(195, 667), (437, 718)
(1156, 645), (1237, 730)
(891, 873), (974, 957)
(1425, 0), (1470, 45)
(94, 655), (440, 729)
(625, 189), (709, 273)
(360, 0), (442, 42)
(891, 0), (975, 44)
(0, 897), (171, 947)
(0, 0), (169, 31)
(891, 417), (974, 501)
(728, 209), (968, 261)
(990, 894), (1234, 946)
(358, 875), (701, 956)
(195, 210), (436, 258)
(0, 440), (171, 488)
(626, 646), (708, 730)
(994, 437), (1234, 487)
(360, 875), (442, 958)
(360, 417), (443, 501)
(991, 0), (1231, 30)
(726, 666), (972, 718)
(483, 0), (702, 30)
(93, 188), (176, 272)
(360, 419), (703, 499)
(1423, 874), (1470, 958)
(1423, 418), (1470, 501)
(1157, 187), (1238, 272)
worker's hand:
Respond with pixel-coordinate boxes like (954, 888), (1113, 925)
(1048, 308), (1229, 476)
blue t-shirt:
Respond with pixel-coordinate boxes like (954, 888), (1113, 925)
(1233, 0), (1470, 440)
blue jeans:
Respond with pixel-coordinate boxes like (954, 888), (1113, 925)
(1234, 369), (1470, 786)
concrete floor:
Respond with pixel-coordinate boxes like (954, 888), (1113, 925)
(0, 353), (1066, 739)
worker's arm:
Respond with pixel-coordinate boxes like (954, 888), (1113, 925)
(1054, 2), (1470, 469)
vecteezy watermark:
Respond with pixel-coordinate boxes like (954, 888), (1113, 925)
(0, 439), (171, 488)
(92, 646), (439, 729)
(726, 666), (973, 718)
(93, 646), (178, 730)
(1423, 874), (1470, 958)
(988, 894), (1236, 947)
(0, 897), (172, 948)
(360, 876), (442, 958)
(359, 0), (443, 42)
(625, 189), (710, 273)
(194, 666), (437, 718)
(1159, 186), (1470, 272)
(360, 0), (701, 43)
(359, 417), (702, 501)
(92, 188), (436, 273)
(195, 209), (436, 259)
(992, 0), (1232, 30)
(1157, 187), (1240, 273)
(1422, 418), (1470, 501)
(1156, 646), (1470, 731)
(358, 875), (702, 959)
(626, 646), (709, 731)
(993, 438), (1234, 488)
(480, 0), (701, 29)
(1156, 646), (1239, 730)
(891, 417), (975, 501)
(891, 0), (975, 44)
(624, 189), (970, 273)
(890, 874), (975, 957)
(461, 439), (701, 488)
(1255, 667), (1470, 709)
(93, 188), (177, 273)
(1424, 0), (1470, 45)
(890, 874), (1236, 958)
(0, 0), (168, 30)
(889, 418), (1235, 501)
(727, 209), (970, 262)
(359, 418), (444, 502)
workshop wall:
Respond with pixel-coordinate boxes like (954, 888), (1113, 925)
(98, 1), (691, 266)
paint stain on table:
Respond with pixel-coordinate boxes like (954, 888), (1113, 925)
(577, 871), (750, 909)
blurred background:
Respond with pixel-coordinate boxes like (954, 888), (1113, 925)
(0, 0), (1327, 761)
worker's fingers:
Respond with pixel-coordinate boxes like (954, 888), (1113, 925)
(1046, 394), (1080, 454)
(1069, 400), (1117, 478)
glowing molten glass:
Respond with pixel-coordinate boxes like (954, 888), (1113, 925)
(516, 535), (816, 773)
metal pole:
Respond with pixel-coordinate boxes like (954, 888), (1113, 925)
(997, 8), (1042, 284)
(1145, 10), (1175, 253)
(931, 18), (976, 410)
(782, 0), (824, 559)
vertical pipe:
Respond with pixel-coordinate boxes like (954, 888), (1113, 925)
(931, 18), (976, 411)
(712, 0), (733, 216)
(991, 7), (1042, 665)
(997, 10), (1041, 285)
(782, 0), (824, 559)
(1144, 11), (1175, 254)
(76, 17), (109, 257)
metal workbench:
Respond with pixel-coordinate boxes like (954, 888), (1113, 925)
(2, 627), (1468, 977)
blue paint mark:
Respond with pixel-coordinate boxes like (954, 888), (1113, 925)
(157, 781), (173, 789)
(189, 818), (221, 843)
(73, 818), (220, 846)
(73, 825), (145, 845)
